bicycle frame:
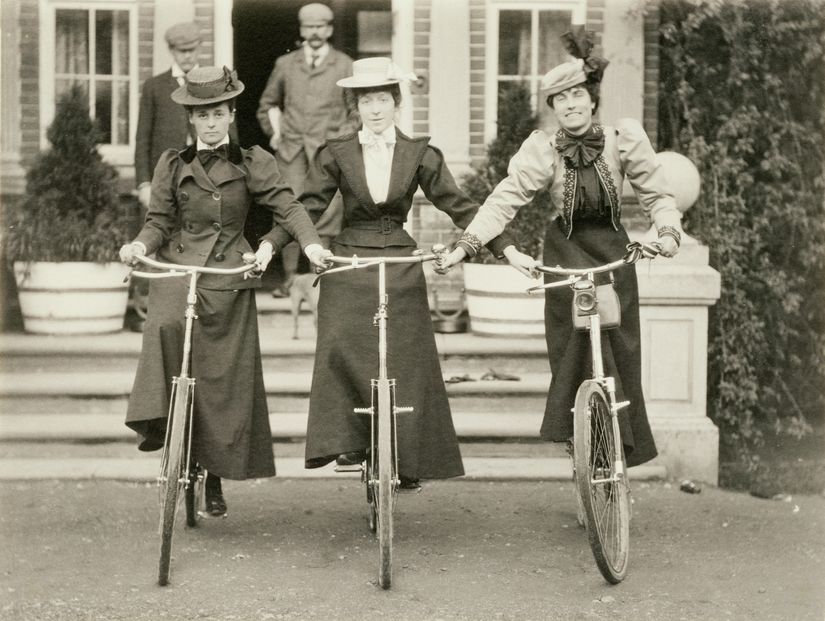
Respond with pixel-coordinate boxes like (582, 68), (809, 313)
(316, 245), (445, 589)
(528, 240), (660, 582)
(130, 252), (257, 585)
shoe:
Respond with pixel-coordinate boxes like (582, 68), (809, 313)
(204, 473), (227, 517)
(398, 477), (421, 491)
(336, 451), (367, 467)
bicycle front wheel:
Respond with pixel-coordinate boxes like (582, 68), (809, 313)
(573, 380), (630, 584)
(158, 377), (194, 586)
(376, 379), (394, 589)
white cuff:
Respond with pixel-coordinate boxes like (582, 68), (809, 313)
(132, 241), (147, 254)
(303, 243), (323, 258)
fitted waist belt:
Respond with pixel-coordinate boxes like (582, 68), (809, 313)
(346, 217), (405, 235)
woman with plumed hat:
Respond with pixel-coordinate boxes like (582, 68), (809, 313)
(440, 28), (684, 467)
(119, 66), (332, 515)
(266, 57), (513, 488)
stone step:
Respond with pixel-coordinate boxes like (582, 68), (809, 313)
(0, 441), (666, 481)
(0, 370), (550, 398)
(0, 410), (547, 442)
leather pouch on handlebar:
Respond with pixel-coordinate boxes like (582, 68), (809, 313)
(573, 284), (621, 331)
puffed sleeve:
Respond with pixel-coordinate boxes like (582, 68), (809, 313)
(615, 118), (682, 229)
(244, 146), (322, 250)
(259, 144), (339, 250)
(256, 57), (286, 137)
(417, 145), (514, 258)
(133, 149), (180, 254)
(464, 130), (556, 246)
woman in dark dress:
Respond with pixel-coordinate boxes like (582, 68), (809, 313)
(119, 66), (330, 515)
(267, 57), (512, 487)
(440, 29), (683, 467)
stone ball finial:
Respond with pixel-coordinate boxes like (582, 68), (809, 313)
(656, 151), (701, 213)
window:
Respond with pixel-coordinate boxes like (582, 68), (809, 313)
(356, 11), (392, 59)
(485, 1), (582, 142)
(41, 1), (138, 165)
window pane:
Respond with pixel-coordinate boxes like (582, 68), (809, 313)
(115, 80), (129, 145)
(56, 78), (89, 101)
(498, 10), (531, 76)
(96, 11), (113, 75)
(357, 11), (391, 57)
(95, 80), (112, 143)
(113, 11), (130, 75)
(56, 9), (89, 75)
(538, 11), (573, 74)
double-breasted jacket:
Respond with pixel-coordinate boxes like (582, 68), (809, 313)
(134, 142), (321, 290)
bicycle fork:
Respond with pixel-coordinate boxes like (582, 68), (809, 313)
(588, 313), (630, 484)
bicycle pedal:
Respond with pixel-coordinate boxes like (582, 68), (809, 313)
(613, 400), (631, 412)
(334, 464), (363, 473)
(394, 406), (414, 414)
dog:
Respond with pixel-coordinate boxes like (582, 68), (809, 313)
(287, 272), (319, 339)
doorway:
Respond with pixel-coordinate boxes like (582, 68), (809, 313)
(232, 0), (391, 150)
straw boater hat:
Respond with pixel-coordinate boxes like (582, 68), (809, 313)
(540, 26), (609, 95)
(336, 57), (417, 89)
(171, 66), (245, 106)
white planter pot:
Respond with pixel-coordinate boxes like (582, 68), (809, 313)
(463, 263), (545, 338)
(13, 261), (131, 334)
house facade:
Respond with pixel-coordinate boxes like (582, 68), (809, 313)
(1, 0), (660, 200)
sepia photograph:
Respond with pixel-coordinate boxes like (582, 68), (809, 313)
(0, 0), (823, 619)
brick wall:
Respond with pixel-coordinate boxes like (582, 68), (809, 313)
(642, 2), (660, 143)
(411, 0), (430, 138)
(193, 0), (215, 64)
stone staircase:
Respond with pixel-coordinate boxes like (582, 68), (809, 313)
(0, 293), (666, 481)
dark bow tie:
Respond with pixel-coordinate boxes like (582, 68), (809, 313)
(555, 128), (605, 168)
(197, 144), (229, 166)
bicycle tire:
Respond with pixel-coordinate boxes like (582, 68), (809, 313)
(573, 380), (630, 584)
(365, 456), (377, 534)
(376, 378), (393, 589)
(158, 377), (194, 586)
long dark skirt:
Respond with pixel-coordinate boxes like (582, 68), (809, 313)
(125, 279), (276, 480)
(541, 219), (657, 466)
(305, 242), (464, 480)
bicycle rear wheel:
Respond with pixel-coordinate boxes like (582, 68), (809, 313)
(376, 378), (394, 589)
(158, 377), (194, 586)
(573, 380), (630, 584)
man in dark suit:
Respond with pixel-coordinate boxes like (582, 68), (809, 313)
(256, 3), (354, 294)
(134, 22), (202, 209)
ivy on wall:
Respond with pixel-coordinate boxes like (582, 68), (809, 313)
(658, 0), (825, 459)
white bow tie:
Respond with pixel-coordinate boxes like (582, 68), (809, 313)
(358, 128), (396, 147)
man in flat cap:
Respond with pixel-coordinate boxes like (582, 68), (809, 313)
(134, 22), (202, 209)
(256, 3), (354, 295)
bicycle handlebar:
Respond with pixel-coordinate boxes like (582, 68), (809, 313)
(527, 242), (661, 294)
(129, 252), (258, 280)
(314, 244), (447, 279)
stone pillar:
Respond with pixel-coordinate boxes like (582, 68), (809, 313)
(427, 0), (471, 176)
(599, 0), (644, 126)
(213, 0), (233, 67)
(632, 193), (721, 484)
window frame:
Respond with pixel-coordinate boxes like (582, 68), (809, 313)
(484, 0), (583, 144)
(39, 0), (139, 166)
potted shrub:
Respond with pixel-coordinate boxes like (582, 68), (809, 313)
(460, 84), (553, 337)
(4, 85), (131, 334)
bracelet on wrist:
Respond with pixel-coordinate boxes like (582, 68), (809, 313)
(457, 232), (483, 257)
(657, 225), (682, 247)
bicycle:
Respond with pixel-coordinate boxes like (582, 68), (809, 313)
(129, 252), (257, 586)
(314, 244), (446, 589)
(528, 240), (661, 584)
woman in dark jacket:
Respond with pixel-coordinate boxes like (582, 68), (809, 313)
(268, 57), (511, 487)
(440, 29), (683, 467)
(119, 66), (330, 515)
